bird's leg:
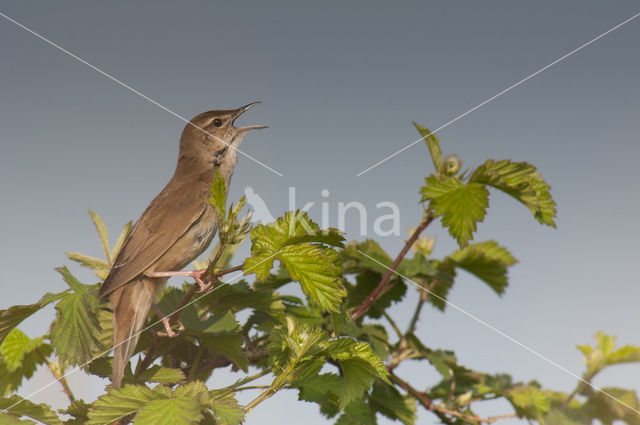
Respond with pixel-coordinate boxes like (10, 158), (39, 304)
(151, 304), (185, 338)
(148, 270), (212, 292)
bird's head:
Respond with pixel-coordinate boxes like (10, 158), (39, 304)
(177, 102), (266, 175)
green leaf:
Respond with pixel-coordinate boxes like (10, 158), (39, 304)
(369, 381), (416, 425)
(65, 252), (110, 280)
(469, 159), (557, 227)
(0, 396), (63, 425)
(0, 292), (67, 345)
(0, 329), (50, 372)
(341, 239), (392, 275)
(87, 385), (160, 425)
(335, 398), (377, 425)
(413, 122), (442, 173)
(0, 412), (35, 424)
(61, 399), (90, 425)
(579, 332), (640, 376)
(328, 338), (388, 408)
(421, 176), (489, 246)
(246, 211), (346, 312)
(50, 268), (102, 366)
(89, 209), (111, 264)
(200, 334), (248, 372)
(135, 365), (185, 385)
(443, 241), (517, 295)
(208, 170), (227, 217)
(135, 397), (202, 425)
(209, 390), (245, 425)
(582, 386), (640, 425)
(506, 386), (550, 419)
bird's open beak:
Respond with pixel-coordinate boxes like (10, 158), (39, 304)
(233, 102), (268, 131)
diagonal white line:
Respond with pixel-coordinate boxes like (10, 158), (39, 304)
(1, 250), (280, 413)
(356, 249), (640, 416)
(356, 11), (640, 176)
(0, 10), (283, 177)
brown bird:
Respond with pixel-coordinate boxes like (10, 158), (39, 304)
(98, 103), (266, 388)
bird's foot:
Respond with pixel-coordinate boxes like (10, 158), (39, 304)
(152, 304), (184, 338)
(148, 269), (212, 293)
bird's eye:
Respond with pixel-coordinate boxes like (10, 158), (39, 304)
(212, 118), (223, 127)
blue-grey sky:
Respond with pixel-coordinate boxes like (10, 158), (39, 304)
(1, 1), (639, 424)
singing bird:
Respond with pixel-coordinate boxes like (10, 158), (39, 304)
(98, 103), (266, 388)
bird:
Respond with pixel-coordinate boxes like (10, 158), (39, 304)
(98, 103), (266, 388)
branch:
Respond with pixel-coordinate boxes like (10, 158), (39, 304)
(36, 348), (74, 403)
(351, 210), (434, 320)
(561, 370), (595, 410)
(389, 371), (516, 424)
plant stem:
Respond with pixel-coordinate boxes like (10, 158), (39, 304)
(244, 362), (295, 412)
(389, 371), (516, 424)
(351, 210), (434, 320)
(188, 343), (205, 380)
(382, 312), (403, 340)
(227, 368), (273, 390)
(36, 348), (74, 403)
(406, 294), (426, 335)
(561, 371), (596, 410)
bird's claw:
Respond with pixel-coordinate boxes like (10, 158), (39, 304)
(152, 304), (184, 338)
(157, 318), (185, 338)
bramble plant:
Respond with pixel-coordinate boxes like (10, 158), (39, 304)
(2, 124), (640, 425)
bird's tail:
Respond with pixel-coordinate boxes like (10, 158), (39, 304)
(109, 278), (158, 388)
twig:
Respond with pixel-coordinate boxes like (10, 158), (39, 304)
(406, 289), (430, 335)
(351, 211), (434, 320)
(382, 312), (403, 340)
(227, 368), (273, 390)
(389, 371), (516, 424)
(35, 348), (74, 403)
(561, 371), (595, 410)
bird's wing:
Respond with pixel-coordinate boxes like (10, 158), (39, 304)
(99, 180), (209, 298)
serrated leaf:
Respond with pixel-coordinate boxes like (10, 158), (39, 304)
(582, 386), (640, 425)
(328, 339), (388, 408)
(579, 332), (640, 376)
(208, 170), (227, 217)
(246, 211), (346, 312)
(506, 386), (550, 419)
(65, 253), (110, 280)
(200, 334), (248, 372)
(50, 269), (102, 366)
(136, 365), (185, 385)
(443, 241), (517, 295)
(469, 159), (557, 227)
(413, 122), (442, 173)
(209, 390), (244, 425)
(86, 385), (160, 425)
(0, 412), (35, 424)
(0, 292), (67, 345)
(60, 399), (90, 425)
(369, 381), (416, 425)
(335, 398), (377, 425)
(135, 397), (202, 425)
(341, 239), (393, 275)
(0, 329), (49, 372)
(421, 176), (489, 246)
(89, 210), (111, 264)
(0, 395), (63, 425)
